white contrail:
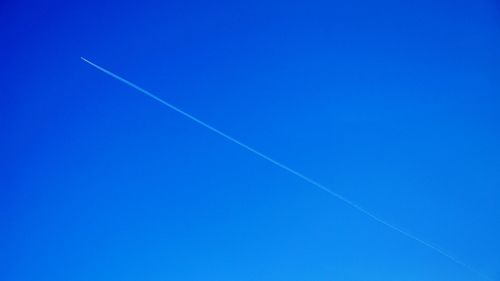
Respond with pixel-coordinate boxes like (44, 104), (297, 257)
(80, 56), (491, 281)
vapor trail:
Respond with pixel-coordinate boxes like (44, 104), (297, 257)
(81, 57), (491, 281)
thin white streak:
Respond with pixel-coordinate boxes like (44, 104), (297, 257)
(80, 56), (492, 281)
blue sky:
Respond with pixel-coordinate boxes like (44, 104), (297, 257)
(2, 0), (500, 280)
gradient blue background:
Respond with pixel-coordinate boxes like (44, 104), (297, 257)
(2, 0), (500, 280)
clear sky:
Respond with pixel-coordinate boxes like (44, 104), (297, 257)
(2, 0), (500, 280)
